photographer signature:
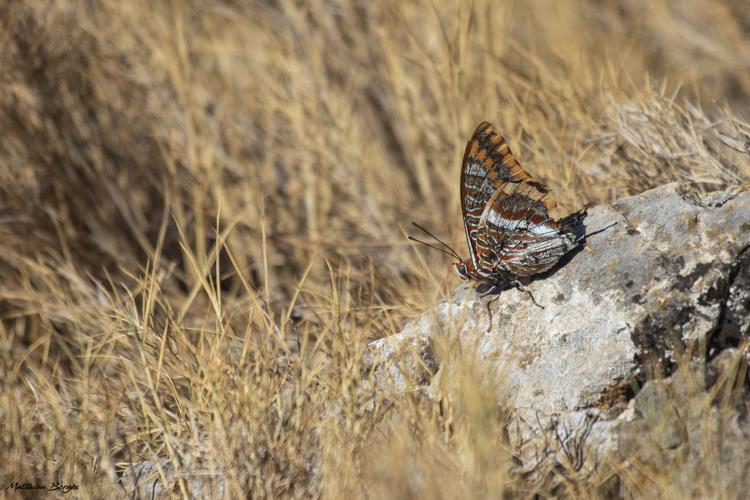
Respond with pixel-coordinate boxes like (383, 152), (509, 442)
(5, 481), (79, 494)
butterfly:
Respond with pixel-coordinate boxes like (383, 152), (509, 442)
(411, 121), (588, 303)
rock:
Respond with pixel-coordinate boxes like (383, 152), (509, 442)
(368, 182), (750, 481)
(631, 379), (686, 450)
(364, 331), (436, 393)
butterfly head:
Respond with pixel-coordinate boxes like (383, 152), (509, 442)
(453, 259), (475, 280)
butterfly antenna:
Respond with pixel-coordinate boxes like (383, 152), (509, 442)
(408, 236), (462, 261)
(579, 221), (618, 242)
(409, 222), (462, 261)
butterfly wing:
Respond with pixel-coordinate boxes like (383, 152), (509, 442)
(461, 122), (559, 278)
(479, 192), (580, 276)
(461, 122), (580, 278)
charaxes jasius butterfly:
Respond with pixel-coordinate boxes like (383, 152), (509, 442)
(411, 121), (589, 306)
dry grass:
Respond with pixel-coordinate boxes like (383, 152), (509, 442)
(1, 0), (750, 498)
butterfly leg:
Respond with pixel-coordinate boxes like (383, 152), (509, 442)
(511, 280), (544, 309)
(484, 294), (501, 332)
(479, 285), (501, 332)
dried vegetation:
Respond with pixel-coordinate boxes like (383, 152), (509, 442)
(1, 0), (749, 497)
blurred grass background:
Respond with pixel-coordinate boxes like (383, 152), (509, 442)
(1, 0), (749, 497)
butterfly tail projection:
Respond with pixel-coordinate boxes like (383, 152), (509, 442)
(560, 202), (592, 241)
